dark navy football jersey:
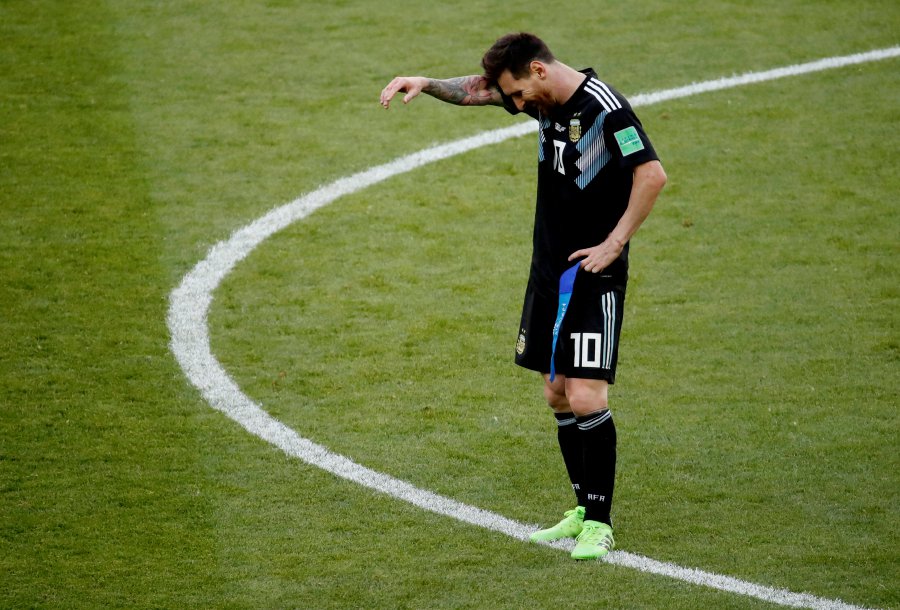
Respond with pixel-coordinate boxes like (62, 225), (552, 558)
(503, 69), (659, 289)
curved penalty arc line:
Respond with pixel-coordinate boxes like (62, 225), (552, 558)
(168, 46), (899, 610)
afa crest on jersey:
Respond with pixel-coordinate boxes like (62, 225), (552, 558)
(568, 116), (582, 143)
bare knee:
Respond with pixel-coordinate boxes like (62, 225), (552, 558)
(565, 378), (609, 416)
(542, 375), (570, 412)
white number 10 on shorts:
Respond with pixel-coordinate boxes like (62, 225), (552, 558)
(570, 332), (612, 369)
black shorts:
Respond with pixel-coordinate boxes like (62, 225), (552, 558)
(514, 273), (625, 383)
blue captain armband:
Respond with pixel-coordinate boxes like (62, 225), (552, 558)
(549, 262), (581, 382)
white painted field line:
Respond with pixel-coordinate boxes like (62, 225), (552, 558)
(628, 45), (900, 107)
(168, 47), (898, 610)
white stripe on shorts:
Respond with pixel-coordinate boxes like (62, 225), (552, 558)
(601, 291), (616, 369)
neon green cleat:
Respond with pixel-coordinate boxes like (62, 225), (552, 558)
(571, 520), (615, 560)
(529, 506), (585, 542)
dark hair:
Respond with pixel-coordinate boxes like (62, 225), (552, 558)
(481, 32), (555, 83)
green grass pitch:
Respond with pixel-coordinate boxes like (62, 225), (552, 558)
(2, 1), (898, 608)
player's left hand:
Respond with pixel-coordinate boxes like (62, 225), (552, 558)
(569, 236), (625, 273)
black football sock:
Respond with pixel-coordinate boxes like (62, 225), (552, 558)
(554, 411), (586, 508)
(577, 409), (617, 526)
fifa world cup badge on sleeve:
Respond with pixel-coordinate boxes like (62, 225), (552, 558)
(614, 126), (645, 156)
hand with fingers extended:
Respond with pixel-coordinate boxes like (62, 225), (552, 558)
(568, 235), (626, 274)
(380, 76), (430, 109)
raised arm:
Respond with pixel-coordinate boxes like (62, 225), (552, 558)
(380, 75), (504, 109)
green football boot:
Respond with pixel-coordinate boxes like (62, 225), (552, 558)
(529, 506), (585, 543)
(570, 520), (615, 560)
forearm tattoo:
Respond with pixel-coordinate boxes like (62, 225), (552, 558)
(424, 76), (499, 106)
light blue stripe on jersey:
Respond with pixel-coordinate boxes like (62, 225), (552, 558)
(575, 110), (610, 190)
(538, 116), (551, 162)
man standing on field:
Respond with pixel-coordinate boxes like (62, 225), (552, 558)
(380, 32), (666, 560)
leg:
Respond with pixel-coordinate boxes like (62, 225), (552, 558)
(564, 377), (608, 416)
(528, 373), (587, 543)
(542, 372), (570, 413)
(543, 285), (623, 558)
(542, 374), (585, 507)
(565, 378), (615, 525)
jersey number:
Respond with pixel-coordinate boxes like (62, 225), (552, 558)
(570, 332), (603, 368)
(553, 140), (566, 175)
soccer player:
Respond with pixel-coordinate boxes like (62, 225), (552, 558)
(380, 32), (666, 560)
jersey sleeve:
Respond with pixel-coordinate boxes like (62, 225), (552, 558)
(604, 106), (659, 169)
